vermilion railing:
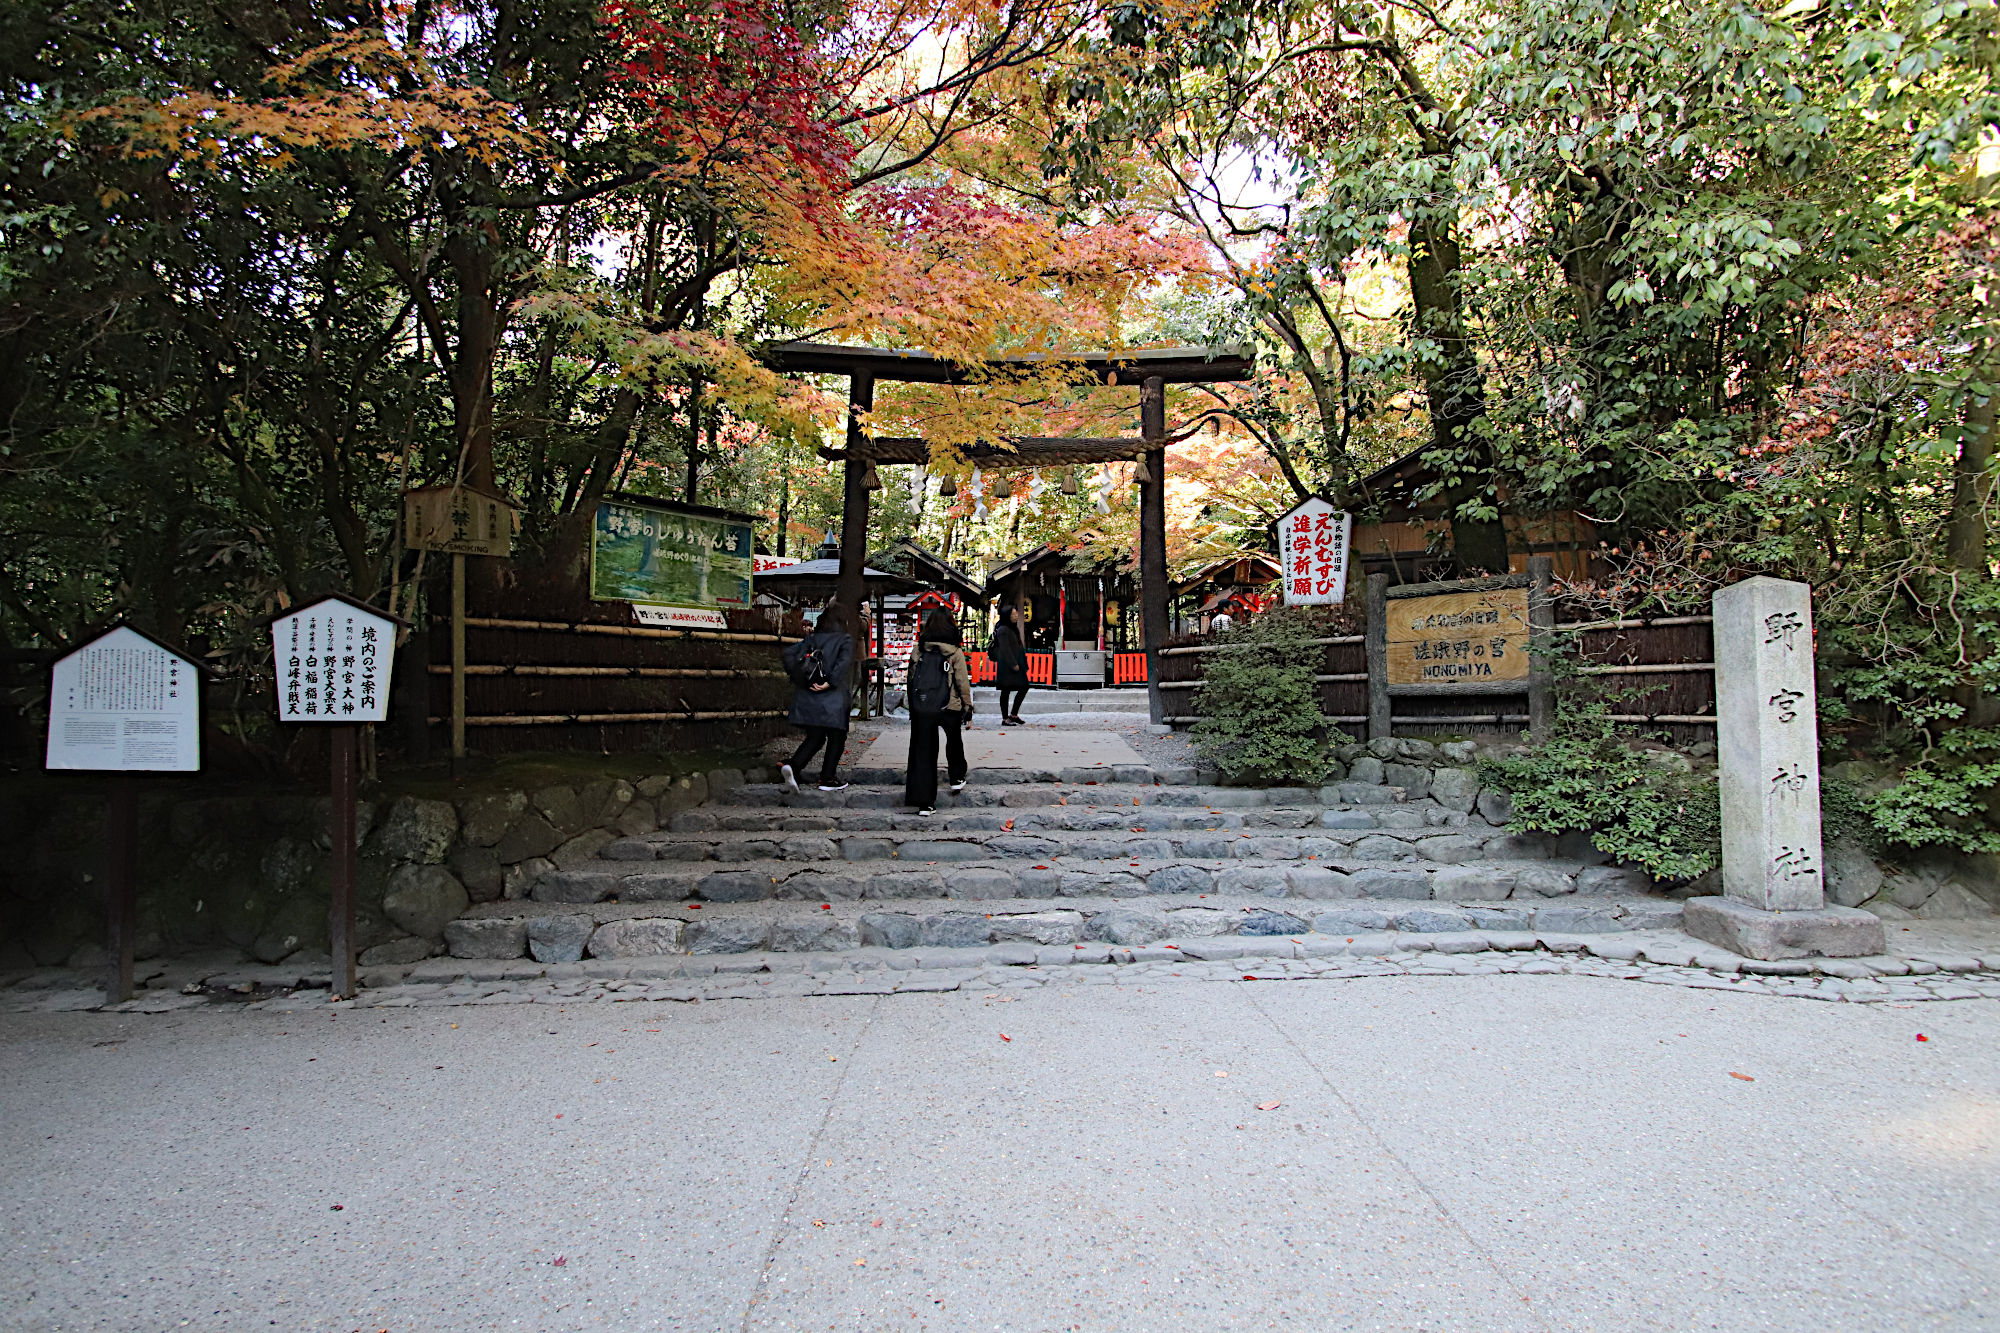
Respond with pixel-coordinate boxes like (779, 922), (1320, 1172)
(1113, 652), (1147, 684)
(967, 651), (996, 683)
(1027, 653), (1055, 685)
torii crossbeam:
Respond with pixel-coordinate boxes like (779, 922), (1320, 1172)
(763, 341), (1257, 724)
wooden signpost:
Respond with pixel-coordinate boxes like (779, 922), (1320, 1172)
(45, 625), (211, 1003)
(268, 594), (406, 999)
(1365, 558), (1554, 742)
(403, 484), (518, 767)
(1277, 496), (1353, 606)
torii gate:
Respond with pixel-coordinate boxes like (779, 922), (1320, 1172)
(764, 342), (1257, 723)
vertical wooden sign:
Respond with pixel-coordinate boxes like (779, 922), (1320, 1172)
(267, 594), (407, 999)
(45, 625), (210, 1004)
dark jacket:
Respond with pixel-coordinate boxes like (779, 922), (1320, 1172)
(909, 641), (975, 716)
(990, 621), (1030, 689)
(785, 629), (854, 730)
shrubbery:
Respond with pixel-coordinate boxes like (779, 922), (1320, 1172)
(1190, 608), (1344, 785)
(1479, 693), (1722, 882)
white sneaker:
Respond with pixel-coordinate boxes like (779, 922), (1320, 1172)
(819, 782), (849, 792)
(949, 779), (966, 793)
(917, 806), (935, 816)
(780, 763), (798, 793)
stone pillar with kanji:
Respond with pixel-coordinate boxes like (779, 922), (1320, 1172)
(1684, 576), (1884, 959)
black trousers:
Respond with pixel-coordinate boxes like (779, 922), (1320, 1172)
(788, 726), (847, 785)
(904, 710), (967, 806)
(998, 686), (1029, 719)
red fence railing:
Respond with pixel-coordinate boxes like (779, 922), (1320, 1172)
(1027, 653), (1055, 685)
(1113, 652), (1148, 684)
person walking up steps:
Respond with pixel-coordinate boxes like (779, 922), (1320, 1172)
(779, 603), (854, 793)
(904, 608), (974, 815)
(990, 602), (1030, 726)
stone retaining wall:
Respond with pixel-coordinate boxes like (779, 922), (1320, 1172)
(0, 766), (763, 970)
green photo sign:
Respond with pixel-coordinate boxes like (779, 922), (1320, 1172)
(591, 498), (754, 627)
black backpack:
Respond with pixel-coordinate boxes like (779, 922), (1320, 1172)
(784, 635), (830, 689)
(907, 645), (952, 713)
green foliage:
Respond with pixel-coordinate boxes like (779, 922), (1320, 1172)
(1867, 728), (2000, 855)
(1480, 694), (1722, 881)
(1190, 608), (1342, 785)
(1819, 775), (1886, 856)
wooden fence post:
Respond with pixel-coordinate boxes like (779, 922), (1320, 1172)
(1365, 572), (1390, 741)
(1528, 555), (1554, 743)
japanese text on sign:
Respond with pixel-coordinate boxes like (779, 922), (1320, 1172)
(1384, 587), (1531, 686)
(269, 599), (397, 724)
(1278, 497), (1352, 606)
(45, 627), (202, 772)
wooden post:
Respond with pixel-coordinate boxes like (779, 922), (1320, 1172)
(1366, 572), (1391, 741)
(329, 723), (359, 999)
(1139, 376), (1169, 725)
(104, 777), (138, 1004)
(451, 550), (467, 765)
(1528, 555), (1555, 743)
(837, 373), (875, 701)
(873, 586), (885, 715)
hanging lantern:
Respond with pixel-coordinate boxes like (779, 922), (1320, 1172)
(1060, 469), (1080, 496)
(862, 461), (882, 491)
(938, 474), (959, 498)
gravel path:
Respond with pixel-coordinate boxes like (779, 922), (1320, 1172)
(3, 970), (1995, 1330)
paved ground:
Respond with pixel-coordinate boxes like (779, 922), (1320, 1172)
(4, 972), (1996, 1331)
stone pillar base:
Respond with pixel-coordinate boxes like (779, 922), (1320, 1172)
(1683, 896), (1885, 960)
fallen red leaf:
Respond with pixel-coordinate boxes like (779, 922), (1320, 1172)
(1243, 974), (1257, 981)
(1916, 1033), (1928, 1041)
(688, 903), (702, 910)
(821, 903), (831, 910)
(552, 1256), (567, 1267)
(999, 1034), (1011, 1042)
(1256, 1101), (1281, 1111)
(1729, 1072), (1755, 1082)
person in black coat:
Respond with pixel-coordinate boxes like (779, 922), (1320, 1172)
(780, 603), (855, 792)
(990, 602), (1030, 726)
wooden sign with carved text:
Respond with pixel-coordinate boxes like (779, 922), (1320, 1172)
(1384, 586), (1530, 687)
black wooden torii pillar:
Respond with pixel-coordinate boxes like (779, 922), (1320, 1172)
(764, 342), (1256, 724)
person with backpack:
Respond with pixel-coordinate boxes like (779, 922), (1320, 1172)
(903, 607), (974, 814)
(989, 602), (1030, 726)
(779, 602), (855, 793)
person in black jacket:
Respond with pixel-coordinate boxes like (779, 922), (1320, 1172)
(780, 603), (854, 792)
(904, 608), (976, 814)
(990, 603), (1030, 726)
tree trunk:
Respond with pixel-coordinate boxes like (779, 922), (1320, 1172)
(1408, 211), (1507, 574)
(1946, 343), (1996, 576)
(444, 224), (501, 495)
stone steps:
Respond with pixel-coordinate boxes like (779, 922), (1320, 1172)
(529, 855), (1642, 905)
(599, 827), (1580, 868)
(441, 892), (1684, 962)
(433, 762), (1684, 967)
(666, 807), (1419, 834)
(725, 779), (1411, 807)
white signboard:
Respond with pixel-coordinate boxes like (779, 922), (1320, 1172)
(631, 603), (728, 629)
(271, 597), (397, 723)
(1279, 497), (1353, 605)
(45, 626), (202, 771)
